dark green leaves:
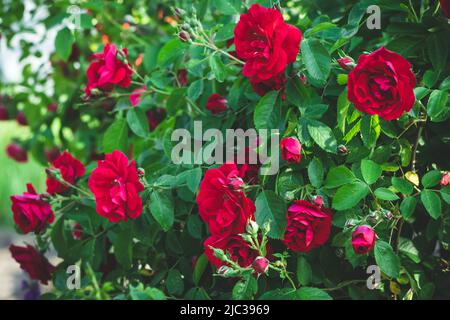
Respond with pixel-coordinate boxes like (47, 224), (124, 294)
(422, 170), (442, 188)
(374, 188), (399, 201)
(374, 241), (400, 278)
(300, 39), (331, 86)
(307, 119), (337, 153)
(325, 166), (356, 188)
(103, 119), (128, 153)
(427, 90), (448, 121)
(255, 190), (287, 239)
(253, 91), (279, 130)
(209, 55), (226, 82)
(361, 159), (382, 185)
(232, 274), (258, 300)
(392, 177), (413, 195)
(297, 287), (332, 300)
(127, 108), (149, 138)
(420, 190), (441, 219)
(332, 181), (369, 210)
(308, 158), (324, 187)
(150, 190), (174, 231)
(55, 27), (74, 61)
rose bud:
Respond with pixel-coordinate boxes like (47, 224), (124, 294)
(440, 172), (449, 186)
(312, 195), (324, 207)
(337, 57), (355, 71)
(146, 107), (166, 131)
(280, 137), (302, 163)
(72, 222), (83, 240)
(177, 69), (188, 86)
(179, 31), (190, 42)
(0, 104), (9, 120)
(351, 225), (376, 255)
(47, 103), (58, 112)
(16, 111), (27, 126)
(338, 144), (348, 155)
(6, 143), (28, 162)
(206, 93), (228, 114)
(252, 256), (269, 274)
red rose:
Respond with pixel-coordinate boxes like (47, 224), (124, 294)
(146, 107), (167, 131)
(46, 151), (86, 195)
(197, 163), (254, 236)
(88, 150), (144, 222)
(440, 0), (450, 18)
(250, 73), (287, 97)
(252, 256), (269, 274)
(84, 44), (132, 96)
(441, 172), (450, 186)
(234, 4), (301, 83)
(280, 137), (302, 163)
(177, 69), (188, 86)
(204, 235), (258, 268)
(11, 183), (54, 234)
(337, 57), (355, 71)
(0, 104), (9, 120)
(16, 111), (27, 126)
(347, 47), (416, 120)
(129, 86), (147, 107)
(10, 245), (56, 285)
(351, 225), (376, 254)
(6, 143), (28, 162)
(44, 147), (61, 163)
(206, 93), (228, 114)
(283, 200), (333, 252)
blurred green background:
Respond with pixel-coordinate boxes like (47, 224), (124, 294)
(0, 122), (45, 226)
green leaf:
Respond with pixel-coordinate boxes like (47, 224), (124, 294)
(55, 27), (74, 61)
(214, 23), (235, 41)
(374, 241), (400, 278)
(392, 177), (413, 195)
(255, 190), (287, 239)
(187, 215), (203, 240)
(332, 181), (369, 210)
(166, 269), (184, 296)
(400, 197), (417, 220)
(307, 119), (337, 153)
(300, 38), (331, 86)
(308, 158), (324, 188)
(360, 114), (380, 148)
(209, 54), (226, 82)
(193, 254), (208, 286)
(150, 190), (174, 231)
(296, 256), (312, 286)
(374, 187), (400, 201)
(103, 118), (128, 153)
(441, 186), (450, 205)
(421, 170), (442, 188)
(127, 108), (149, 138)
(253, 91), (279, 130)
(325, 166), (356, 188)
(259, 288), (296, 300)
(420, 190), (441, 219)
(427, 90), (448, 119)
(232, 274), (258, 300)
(212, 0), (241, 15)
(185, 167), (203, 193)
(114, 225), (133, 268)
(297, 287), (332, 300)
(398, 238), (420, 263)
(337, 89), (350, 133)
(187, 79), (204, 101)
(157, 38), (186, 66)
(361, 159), (382, 185)
(427, 34), (448, 71)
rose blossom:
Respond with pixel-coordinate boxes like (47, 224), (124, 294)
(206, 93), (228, 114)
(204, 235), (258, 268)
(351, 225), (376, 254)
(129, 86), (147, 106)
(88, 150), (144, 222)
(10, 245), (56, 285)
(11, 183), (54, 234)
(252, 256), (269, 274)
(440, 172), (449, 186)
(6, 143), (28, 162)
(234, 4), (302, 83)
(146, 108), (167, 131)
(84, 44), (132, 96)
(283, 200), (333, 252)
(280, 137), (302, 163)
(46, 151), (86, 195)
(347, 47), (416, 120)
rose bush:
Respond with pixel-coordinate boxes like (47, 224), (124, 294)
(1, 0), (449, 300)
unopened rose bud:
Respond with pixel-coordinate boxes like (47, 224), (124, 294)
(211, 247), (226, 261)
(338, 144), (348, 155)
(179, 31), (190, 42)
(351, 225), (376, 255)
(137, 168), (145, 177)
(441, 172), (449, 186)
(383, 210), (393, 220)
(175, 8), (186, 17)
(16, 111), (27, 126)
(252, 256), (269, 274)
(337, 57), (355, 71)
(47, 103), (58, 112)
(312, 195), (324, 207)
(246, 219), (259, 235)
